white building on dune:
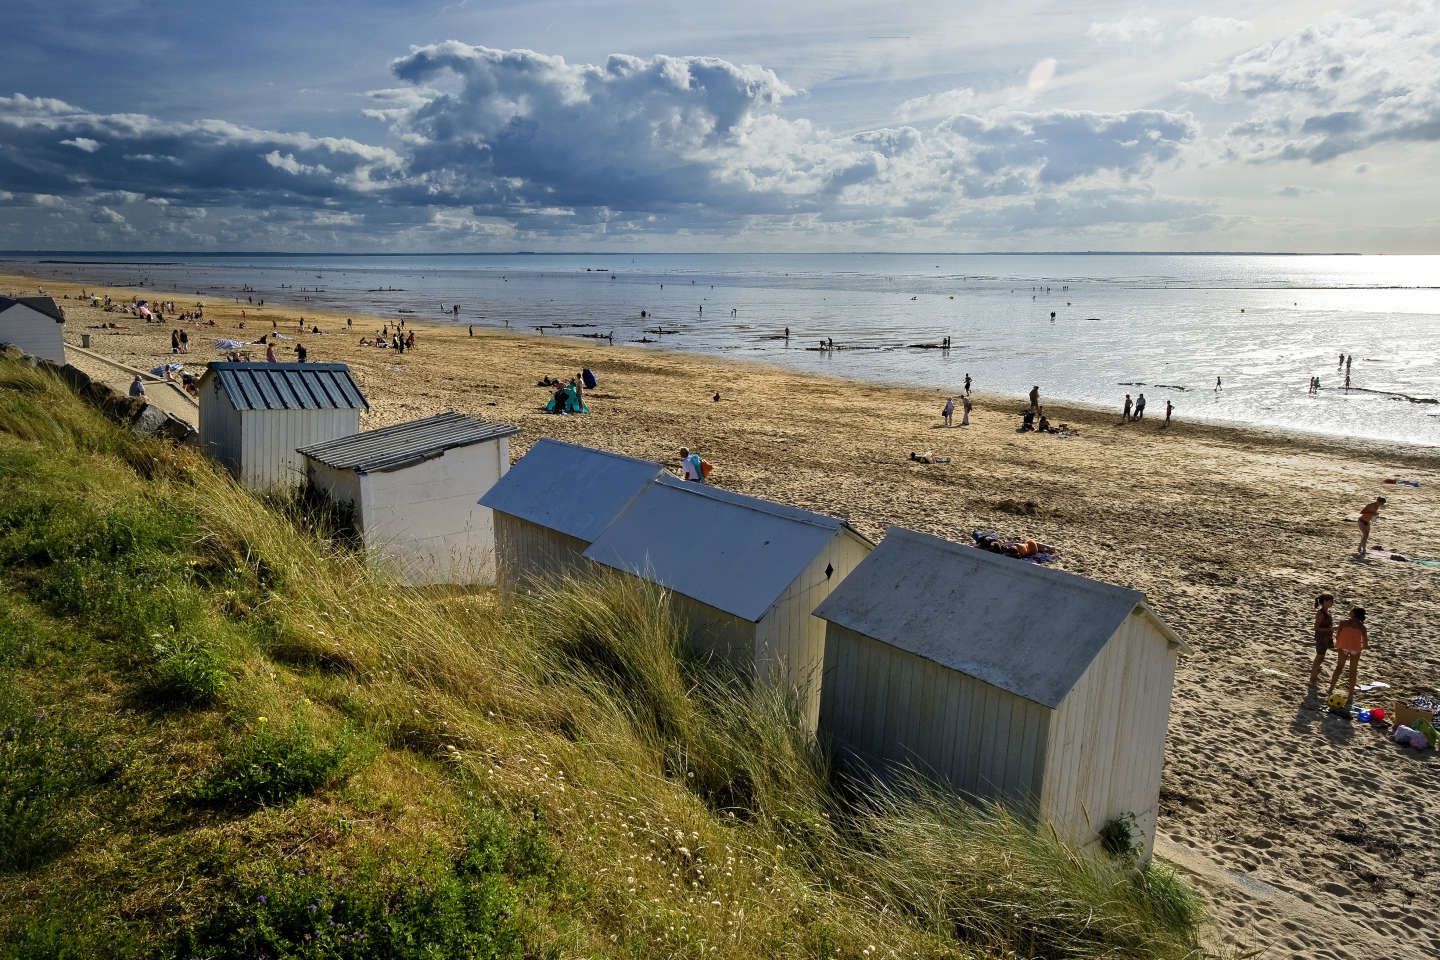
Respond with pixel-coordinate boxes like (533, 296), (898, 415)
(298, 412), (518, 585)
(812, 525), (1188, 861)
(198, 362), (367, 492)
(0, 296), (65, 363)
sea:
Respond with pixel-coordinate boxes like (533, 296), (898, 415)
(5, 252), (1439, 447)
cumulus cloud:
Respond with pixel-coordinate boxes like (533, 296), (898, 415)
(1189, 4), (1440, 163)
(0, 92), (403, 208)
(0, 44), (1203, 247)
(1087, 17), (1163, 44)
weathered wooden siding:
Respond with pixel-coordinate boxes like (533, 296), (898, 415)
(198, 378), (242, 476)
(0, 305), (64, 363)
(819, 624), (1051, 801)
(1040, 612), (1176, 861)
(492, 513), (590, 592)
(668, 592), (757, 674)
(355, 437), (508, 585)
(237, 408), (359, 492)
(753, 529), (871, 730)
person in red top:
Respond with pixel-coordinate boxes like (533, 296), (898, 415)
(1356, 496), (1385, 556)
(1326, 607), (1369, 704)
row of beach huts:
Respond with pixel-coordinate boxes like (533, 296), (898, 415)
(188, 361), (1186, 862)
(0, 320), (1185, 863)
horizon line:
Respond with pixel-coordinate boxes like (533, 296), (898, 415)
(0, 249), (1389, 258)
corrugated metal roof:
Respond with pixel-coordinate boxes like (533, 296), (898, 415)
(204, 362), (368, 412)
(477, 439), (664, 542)
(0, 296), (64, 323)
(813, 526), (1174, 709)
(583, 475), (859, 622)
(298, 411), (517, 473)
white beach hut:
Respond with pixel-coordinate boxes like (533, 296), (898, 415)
(478, 438), (664, 589)
(198, 362), (367, 492)
(582, 476), (873, 729)
(298, 412), (519, 585)
(0, 296), (65, 363)
(812, 526), (1188, 861)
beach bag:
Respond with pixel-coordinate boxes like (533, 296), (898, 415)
(700, 458), (713, 478)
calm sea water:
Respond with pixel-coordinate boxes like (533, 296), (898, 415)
(7, 252), (1440, 446)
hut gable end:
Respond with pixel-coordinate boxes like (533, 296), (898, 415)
(813, 526), (1148, 709)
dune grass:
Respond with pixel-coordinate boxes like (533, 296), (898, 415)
(0, 356), (1210, 959)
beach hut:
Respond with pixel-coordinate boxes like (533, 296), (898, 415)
(198, 362), (367, 492)
(478, 438), (664, 589)
(298, 412), (518, 585)
(0, 296), (65, 363)
(582, 477), (873, 729)
(812, 526), (1188, 861)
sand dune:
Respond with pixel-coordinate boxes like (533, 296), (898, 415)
(9, 272), (1439, 959)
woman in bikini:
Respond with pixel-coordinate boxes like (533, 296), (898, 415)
(1307, 593), (1335, 686)
(1326, 607), (1369, 705)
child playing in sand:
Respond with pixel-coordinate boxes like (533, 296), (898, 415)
(1326, 607), (1368, 704)
(1356, 496), (1385, 556)
(1307, 593), (1335, 686)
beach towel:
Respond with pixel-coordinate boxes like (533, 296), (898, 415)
(215, 339), (247, 351)
(1411, 558), (1440, 570)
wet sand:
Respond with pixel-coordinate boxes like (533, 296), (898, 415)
(7, 271), (1440, 959)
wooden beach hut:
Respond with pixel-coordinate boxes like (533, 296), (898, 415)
(478, 438), (664, 589)
(298, 412), (518, 585)
(812, 526), (1188, 861)
(582, 476), (873, 729)
(198, 362), (367, 492)
(0, 296), (65, 363)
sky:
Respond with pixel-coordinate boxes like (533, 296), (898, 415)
(1, 0), (1437, 252)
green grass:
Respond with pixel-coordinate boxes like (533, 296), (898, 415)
(0, 356), (1211, 959)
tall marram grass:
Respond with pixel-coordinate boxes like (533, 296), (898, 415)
(0, 357), (1211, 959)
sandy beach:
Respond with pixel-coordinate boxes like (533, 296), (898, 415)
(7, 270), (1439, 959)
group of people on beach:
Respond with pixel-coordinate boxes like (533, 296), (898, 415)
(1305, 495), (1389, 705)
(1121, 392), (1175, 427)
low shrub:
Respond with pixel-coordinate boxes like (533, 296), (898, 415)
(192, 718), (357, 811)
(145, 632), (230, 706)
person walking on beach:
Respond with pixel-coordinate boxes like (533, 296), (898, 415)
(942, 396), (955, 427)
(1326, 607), (1369, 705)
(170, 329), (180, 354)
(1346, 355), (1352, 376)
(1134, 393), (1147, 420)
(964, 373), (972, 394)
(1123, 394), (1133, 421)
(1344, 372), (1351, 392)
(179, 329), (189, 354)
(679, 447), (705, 483)
(1028, 384), (1040, 412)
(1308, 593), (1336, 686)
(1214, 377), (1222, 391)
(1164, 400), (1174, 426)
(265, 341), (277, 363)
(1356, 496), (1385, 556)
(961, 394), (972, 426)
(294, 342), (307, 363)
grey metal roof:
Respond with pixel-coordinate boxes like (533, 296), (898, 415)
(582, 475), (865, 622)
(477, 439), (664, 542)
(0, 296), (64, 323)
(298, 412), (517, 473)
(813, 526), (1180, 709)
(204, 362), (368, 412)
